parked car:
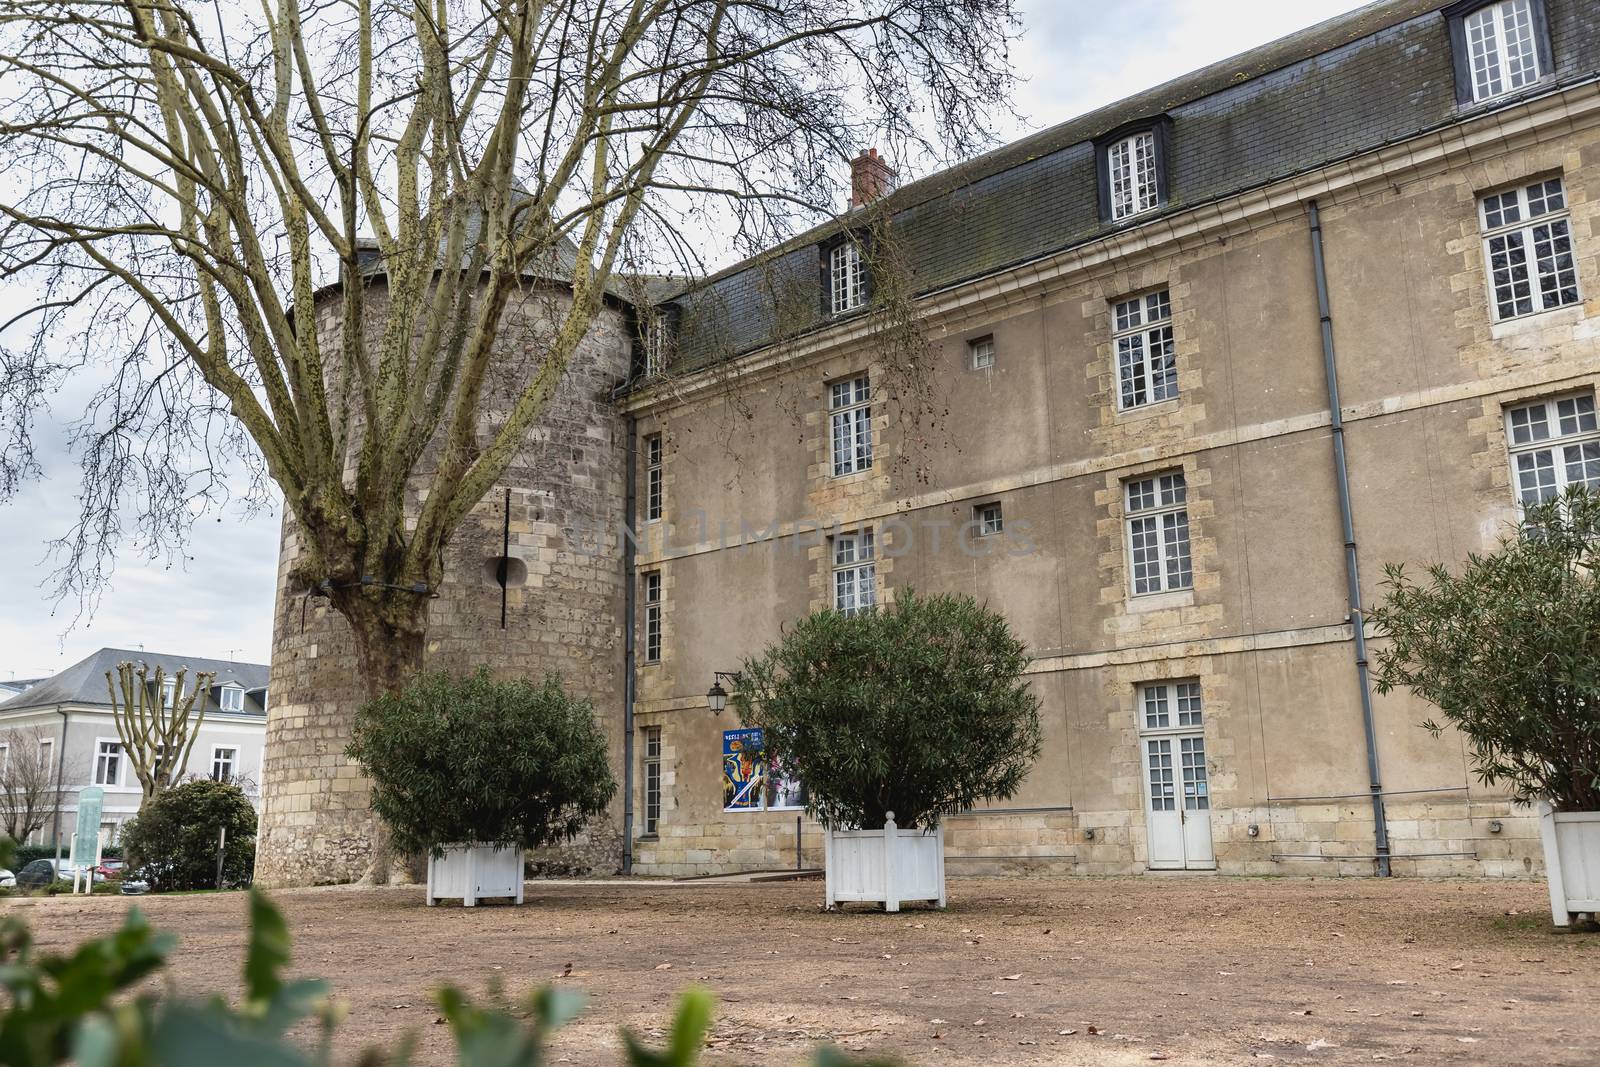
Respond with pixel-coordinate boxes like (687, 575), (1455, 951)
(94, 859), (125, 880)
(16, 859), (55, 889)
(0, 868), (14, 888)
(14, 858), (106, 888)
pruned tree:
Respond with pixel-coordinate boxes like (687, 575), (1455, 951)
(0, 0), (1018, 697)
(106, 662), (215, 802)
(0, 726), (69, 843)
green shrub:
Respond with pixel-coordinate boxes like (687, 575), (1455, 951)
(734, 589), (1043, 830)
(13, 844), (61, 868)
(120, 778), (257, 892)
(39, 879), (119, 897)
(347, 669), (616, 855)
(1371, 489), (1600, 811)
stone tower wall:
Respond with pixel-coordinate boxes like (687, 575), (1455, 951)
(255, 283), (633, 887)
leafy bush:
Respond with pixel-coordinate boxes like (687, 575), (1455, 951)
(347, 669), (617, 855)
(0, 840), (885, 1067)
(12, 844), (61, 868)
(120, 778), (257, 892)
(1371, 489), (1600, 811)
(734, 590), (1042, 830)
(2, 843), (122, 870)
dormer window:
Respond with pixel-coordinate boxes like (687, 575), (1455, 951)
(1095, 118), (1170, 224)
(1447, 0), (1550, 105)
(219, 685), (244, 712)
(828, 239), (867, 315)
(638, 305), (676, 377)
(644, 312), (670, 376)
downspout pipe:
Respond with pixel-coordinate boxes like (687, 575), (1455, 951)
(621, 415), (639, 874)
(51, 707), (68, 859)
(1308, 199), (1392, 877)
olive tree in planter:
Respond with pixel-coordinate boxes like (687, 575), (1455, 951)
(1369, 489), (1600, 927)
(734, 590), (1042, 911)
(347, 669), (615, 906)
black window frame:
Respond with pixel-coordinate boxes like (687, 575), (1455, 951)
(1444, 0), (1554, 107)
(1093, 115), (1173, 225)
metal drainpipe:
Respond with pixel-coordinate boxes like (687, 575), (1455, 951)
(50, 707), (68, 858)
(1307, 199), (1392, 877)
(621, 415), (638, 874)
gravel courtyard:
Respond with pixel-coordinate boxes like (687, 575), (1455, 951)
(6, 876), (1597, 1065)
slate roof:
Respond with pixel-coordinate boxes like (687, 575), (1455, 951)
(0, 648), (271, 716)
(659, 0), (1600, 371)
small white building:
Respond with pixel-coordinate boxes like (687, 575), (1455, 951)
(0, 647), (269, 848)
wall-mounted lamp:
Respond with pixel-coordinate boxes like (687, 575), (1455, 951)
(706, 671), (743, 714)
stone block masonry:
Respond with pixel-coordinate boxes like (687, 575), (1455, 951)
(255, 286), (633, 888)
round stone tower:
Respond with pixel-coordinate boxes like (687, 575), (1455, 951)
(254, 279), (634, 887)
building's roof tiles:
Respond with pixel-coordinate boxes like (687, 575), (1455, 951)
(658, 0), (1599, 372)
(0, 648), (270, 716)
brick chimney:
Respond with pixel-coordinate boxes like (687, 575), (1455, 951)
(850, 147), (896, 208)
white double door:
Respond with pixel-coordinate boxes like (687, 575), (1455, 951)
(1142, 733), (1215, 870)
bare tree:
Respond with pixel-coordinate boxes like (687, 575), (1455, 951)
(0, 0), (1017, 697)
(106, 662), (214, 803)
(0, 726), (68, 843)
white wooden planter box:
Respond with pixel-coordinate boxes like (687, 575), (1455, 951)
(823, 812), (946, 912)
(1539, 804), (1600, 927)
(426, 843), (525, 907)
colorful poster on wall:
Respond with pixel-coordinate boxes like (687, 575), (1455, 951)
(766, 753), (808, 810)
(723, 728), (766, 811)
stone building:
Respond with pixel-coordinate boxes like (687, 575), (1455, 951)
(260, 0), (1600, 884)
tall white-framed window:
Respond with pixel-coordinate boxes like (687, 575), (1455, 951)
(644, 433), (664, 523)
(829, 240), (867, 314)
(969, 335), (996, 370)
(1138, 681), (1209, 813)
(974, 502), (1004, 537)
(1505, 393), (1600, 507)
(161, 678), (177, 707)
(1480, 176), (1579, 321)
(219, 685), (245, 712)
(1107, 131), (1160, 221)
(1125, 471), (1193, 595)
(211, 746), (237, 782)
(0, 741), (9, 775)
(642, 571), (662, 663)
(93, 739), (122, 787)
(38, 737), (52, 774)
(642, 726), (662, 835)
(1462, 0), (1543, 102)
(1113, 290), (1177, 409)
(829, 374), (873, 477)
(832, 529), (876, 615)
(643, 311), (670, 376)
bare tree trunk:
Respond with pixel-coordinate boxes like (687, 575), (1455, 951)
(335, 590), (428, 884)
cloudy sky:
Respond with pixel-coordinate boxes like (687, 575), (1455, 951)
(0, 0), (1369, 684)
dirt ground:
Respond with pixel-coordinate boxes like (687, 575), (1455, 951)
(6, 876), (1598, 1065)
